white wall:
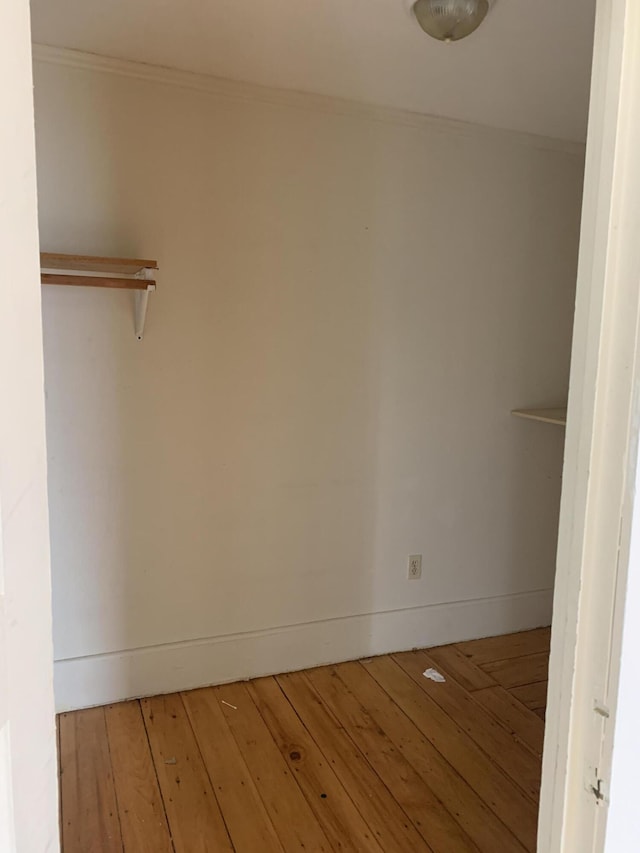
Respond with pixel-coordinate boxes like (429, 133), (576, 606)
(32, 50), (584, 711)
(0, 4), (59, 850)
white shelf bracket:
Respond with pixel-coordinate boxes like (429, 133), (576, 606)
(134, 268), (156, 341)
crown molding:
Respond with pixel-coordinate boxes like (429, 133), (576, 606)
(32, 43), (585, 157)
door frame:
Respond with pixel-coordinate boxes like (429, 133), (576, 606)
(2, 0), (640, 850)
(538, 0), (640, 849)
(0, 1), (59, 851)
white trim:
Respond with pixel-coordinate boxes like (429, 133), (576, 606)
(539, 1), (640, 850)
(32, 43), (585, 157)
(54, 588), (553, 711)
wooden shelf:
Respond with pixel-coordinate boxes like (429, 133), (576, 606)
(41, 253), (158, 291)
(41, 253), (158, 275)
(41, 273), (154, 290)
(511, 407), (567, 426)
(40, 252), (158, 340)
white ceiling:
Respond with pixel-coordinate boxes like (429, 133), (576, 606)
(30, 0), (596, 142)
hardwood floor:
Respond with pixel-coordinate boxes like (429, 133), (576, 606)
(58, 628), (550, 852)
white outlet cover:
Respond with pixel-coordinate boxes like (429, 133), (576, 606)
(408, 554), (422, 579)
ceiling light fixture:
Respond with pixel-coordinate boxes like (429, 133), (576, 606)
(412, 0), (489, 42)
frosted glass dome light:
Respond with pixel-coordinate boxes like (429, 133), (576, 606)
(412, 0), (489, 42)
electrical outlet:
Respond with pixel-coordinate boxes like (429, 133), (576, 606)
(408, 554), (422, 580)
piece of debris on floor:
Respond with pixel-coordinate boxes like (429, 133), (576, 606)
(221, 699), (238, 710)
(423, 668), (446, 683)
(164, 757), (177, 765)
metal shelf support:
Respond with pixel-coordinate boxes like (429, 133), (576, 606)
(134, 268), (156, 341)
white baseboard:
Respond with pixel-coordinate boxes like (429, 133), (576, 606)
(54, 588), (553, 711)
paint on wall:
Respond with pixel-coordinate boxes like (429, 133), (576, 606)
(33, 56), (583, 708)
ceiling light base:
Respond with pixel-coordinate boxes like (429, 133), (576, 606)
(412, 0), (489, 42)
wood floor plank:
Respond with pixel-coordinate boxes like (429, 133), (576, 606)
(141, 694), (233, 853)
(332, 660), (527, 853)
(308, 664), (483, 853)
(423, 645), (544, 754)
(59, 631), (550, 852)
(104, 701), (173, 853)
(212, 681), (333, 851)
(472, 686), (545, 756)
(362, 655), (538, 852)
(482, 653), (549, 689)
(425, 645), (497, 692)
(457, 629), (551, 665)
(395, 650), (542, 801)
(249, 675), (384, 852)
(183, 687), (284, 852)
(510, 681), (548, 711)
(277, 671), (430, 853)
(59, 708), (123, 853)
